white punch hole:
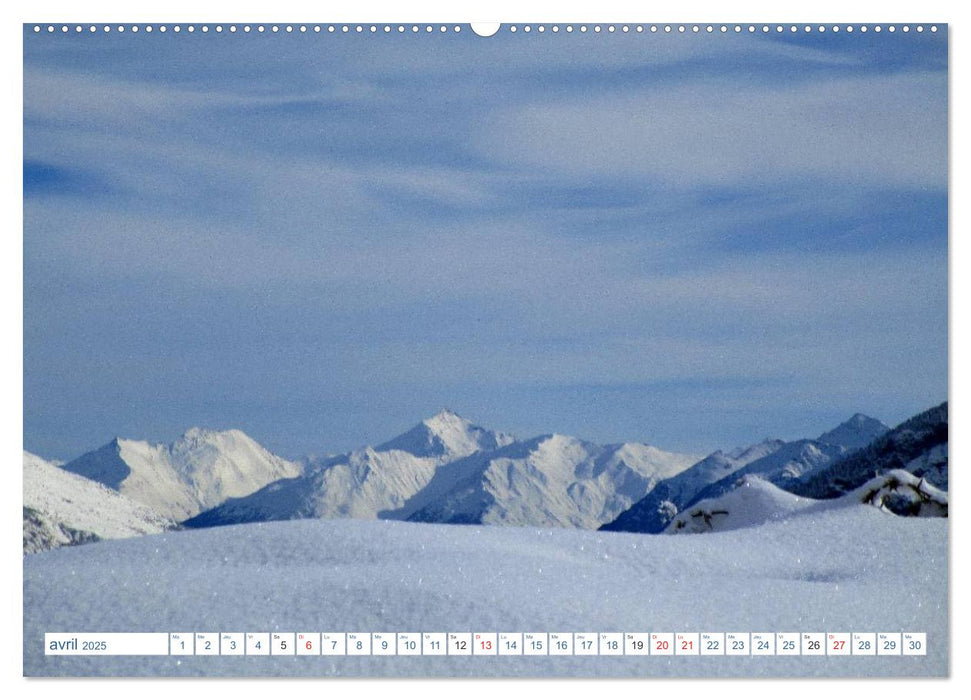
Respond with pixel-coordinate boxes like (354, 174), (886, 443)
(470, 23), (501, 37)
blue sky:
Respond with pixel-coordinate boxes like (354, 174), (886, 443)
(23, 26), (947, 460)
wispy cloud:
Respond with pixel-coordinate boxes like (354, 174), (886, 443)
(22, 29), (948, 458)
(478, 71), (946, 189)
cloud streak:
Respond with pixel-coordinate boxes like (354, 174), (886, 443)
(22, 28), (948, 459)
(480, 71), (946, 189)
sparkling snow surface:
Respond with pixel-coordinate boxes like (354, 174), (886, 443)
(24, 504), (946, 677)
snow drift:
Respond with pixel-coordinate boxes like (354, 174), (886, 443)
(665, 470), (947, 535)
(24, 503), (947, 677)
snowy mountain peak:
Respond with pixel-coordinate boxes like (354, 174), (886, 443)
(176, 426), (255, 442)
(377, 411), (515, 459)
(175, 426), (255, 448)
(817, 413), (889, 450)
(422, 409), (473, 436)
(794, 402), (947, 499)
(428, 407), (462, 422)
(180, 426), (225, 442)
(190, 412), (524, 529)
(23, 451), (174, 553)
(540, 432), (581, 447)
(398, 432), (699, 529)
(60, 429), (302, 521)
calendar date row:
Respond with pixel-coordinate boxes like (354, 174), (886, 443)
(45, 632), (927, 657)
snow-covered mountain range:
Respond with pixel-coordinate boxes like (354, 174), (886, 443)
(23, 451), (174, 554)
(186, 410), (698, 529)
(792, 402), (947, 498)
(403, 434), (698, 528)
(23, 403), (947, 554)
(59, 429), (303, 521)
(185, 410), (511, 527)
(678, 439), (851, 512)
(602, 413), (890, 534)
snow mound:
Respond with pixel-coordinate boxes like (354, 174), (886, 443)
(848, 469), (947, 518)
(23, 451), (174, 553)
(601, 438), (785, 533)
(665, 476), (812, 533)
(665, 470), (947, 535)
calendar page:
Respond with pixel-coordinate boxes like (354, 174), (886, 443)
(22, 19), (948, 678)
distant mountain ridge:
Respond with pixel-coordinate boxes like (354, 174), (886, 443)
(403, 433), (699, 528)
(25, 403), (944, 552)
(186, 411), (699, 530)
(677, 439), (850, 515)
(60, 429), (302, 521)
(185, 410), (516, 527)
(791, 402), (947, 499)
(602, 413), (890, 534)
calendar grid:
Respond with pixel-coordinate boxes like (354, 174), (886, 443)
(44, 632), (927, 657)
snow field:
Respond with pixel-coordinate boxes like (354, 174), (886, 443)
(24, 504), (946, 677)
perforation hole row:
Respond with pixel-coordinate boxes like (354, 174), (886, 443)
(30, 24), (940, 35)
